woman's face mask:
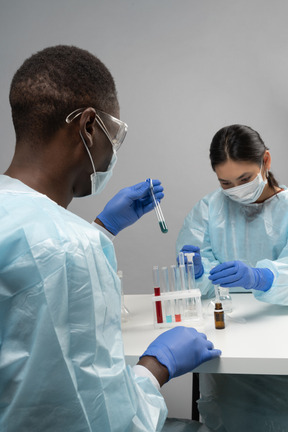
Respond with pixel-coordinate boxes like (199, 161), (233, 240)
(221, 169), (267, 204)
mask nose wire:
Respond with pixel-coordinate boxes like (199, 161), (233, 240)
(79, 131), (96, 175)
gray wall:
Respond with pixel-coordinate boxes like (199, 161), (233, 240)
(1, 0), (288, 294)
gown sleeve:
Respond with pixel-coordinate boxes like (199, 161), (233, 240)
(0, 201), (168, 432)
(254, 245), (288, 305)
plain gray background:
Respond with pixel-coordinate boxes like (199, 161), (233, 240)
(1, 0), (288, 294)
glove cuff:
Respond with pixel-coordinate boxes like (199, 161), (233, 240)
(195, 264), (204, 279)
(252, 268), (274, 292)
(140, 346), (174, 380)
(96, 212), (119, 236)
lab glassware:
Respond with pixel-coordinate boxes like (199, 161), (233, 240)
(153, 266), (163, 324)
(152, 263), (203, 329)
(118, 270), (130, 323)
(149, 178), (168, 233)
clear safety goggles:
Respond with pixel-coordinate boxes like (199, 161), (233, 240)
(66, 108), (128, 152)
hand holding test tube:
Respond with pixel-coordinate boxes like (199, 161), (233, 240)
(148, 178), (168, 233)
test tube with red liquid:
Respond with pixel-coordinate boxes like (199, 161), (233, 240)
(153, 266), (163, 323)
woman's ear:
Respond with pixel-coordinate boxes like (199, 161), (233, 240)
(79, 108), (97, 148)
(263, 150), (271, 171)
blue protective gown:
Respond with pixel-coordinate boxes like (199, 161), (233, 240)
(176, 187), (288, 431)
(0, 175), (167, 432)
(177, 187), (288, 304)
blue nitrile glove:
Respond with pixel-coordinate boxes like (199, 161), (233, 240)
(97, 179), (164, 235)
(209, 260), (274, 292)
(177, 245), (204, 279)
(140, 326), (221, 380)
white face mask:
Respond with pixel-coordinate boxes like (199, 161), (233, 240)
(80, 131), (117, 196)
(90, 151), (117, 195)
(221, 170), (267, 204)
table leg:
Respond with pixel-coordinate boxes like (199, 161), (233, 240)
(192, 372), (200, 420)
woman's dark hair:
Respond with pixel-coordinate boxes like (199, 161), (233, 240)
(209, 124), (279, 190)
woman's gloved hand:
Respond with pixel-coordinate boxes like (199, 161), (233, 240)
(140, 326), (221, 380)
(209, 260), (274, 292)
(178, 245), (204, 279)
(96, 179), (164, 235)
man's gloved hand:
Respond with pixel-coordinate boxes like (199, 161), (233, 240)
(97, 179), (164, 235)
(140, 326), (221, 380)
(209, 260), (274, 292)
(177, 245), (204, 279)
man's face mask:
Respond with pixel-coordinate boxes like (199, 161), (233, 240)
(66, 108), (127, 196)
(80, 130), (117, 195)
(221, 169), (267, 204)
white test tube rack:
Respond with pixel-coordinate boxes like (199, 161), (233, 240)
(152, 288), (203, 329)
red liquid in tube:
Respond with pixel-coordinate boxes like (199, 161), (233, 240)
(154, 287), (163, 323)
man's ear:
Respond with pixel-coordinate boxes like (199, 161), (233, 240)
(79, 108), (97, 148)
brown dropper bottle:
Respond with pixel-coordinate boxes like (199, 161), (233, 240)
(214, 302), (225, 329)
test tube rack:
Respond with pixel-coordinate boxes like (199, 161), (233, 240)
(152, 288), (203, 329)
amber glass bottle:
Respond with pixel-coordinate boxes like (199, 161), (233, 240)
(214, 302), (225, 329)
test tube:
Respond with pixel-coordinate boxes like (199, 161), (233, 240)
(170, 265), (182, 322)
(153, 266), (163, 324)
(149, 179), (168, 234)
(185, 253), (194, 315)
(185, 253), (203, 320)
(179, 251), (190, 315)
(185, 253), (195, 290)
(161, 266), (172, 323)
(178, 252), (187, 291)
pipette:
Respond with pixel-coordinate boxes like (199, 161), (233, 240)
(214, 284), (220, 303)
(149, 178), (168, 234)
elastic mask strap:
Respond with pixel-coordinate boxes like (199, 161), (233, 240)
(79, 131), (96, 175)
(260, 164), (268, 183)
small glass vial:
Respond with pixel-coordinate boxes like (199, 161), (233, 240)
(118, 270), (130, 323)
(214, 302), (225, 329)
(219, 287), (233, 313)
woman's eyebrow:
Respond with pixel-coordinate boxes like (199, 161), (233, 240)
(218, 172), (252, 182)
(236, 172), (252, 180)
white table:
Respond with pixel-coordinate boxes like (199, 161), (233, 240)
(122, 292), (288, 375)
(122, 293), (288, 418)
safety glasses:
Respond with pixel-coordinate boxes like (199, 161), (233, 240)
(66, 108), (128, 152)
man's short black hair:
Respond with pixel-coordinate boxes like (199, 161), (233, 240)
(9, 45), (119, 143)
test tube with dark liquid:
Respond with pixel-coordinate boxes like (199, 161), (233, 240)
(149, 179), (168, 234)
